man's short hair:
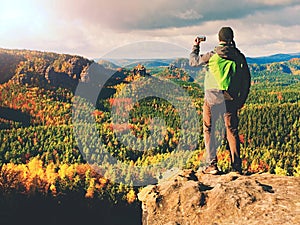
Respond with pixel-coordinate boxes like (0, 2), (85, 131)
(218, 27), (234, 42)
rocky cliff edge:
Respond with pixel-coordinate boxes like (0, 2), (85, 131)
(138, 170), (300, 225)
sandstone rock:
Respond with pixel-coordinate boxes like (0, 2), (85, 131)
(138, 170), (300, 225)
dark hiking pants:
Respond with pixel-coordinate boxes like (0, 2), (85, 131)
(203, 100), (241, 169)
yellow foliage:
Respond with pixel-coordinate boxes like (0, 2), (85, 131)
(294, 165), (300, 177)
(66, 164), (76, 179)
(126, 189), (136, 204)
(85, 178), (95, 198)
(275, 166), (287, 176)
(49, 184), (57, 196)
(58, 164), (68, 179)
(46, 163), (57, 184)
(0, 157), (111, 199)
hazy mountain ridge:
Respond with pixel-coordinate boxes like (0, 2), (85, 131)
(246, 52), (300, 64)
(98, 58), (174, 68)
(1, 48), (300, 89)
(98, 53), (300, 75)
(171, 55), (300, 74)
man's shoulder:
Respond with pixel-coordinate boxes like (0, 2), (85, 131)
(234, 47), (246, 59)
(200, 51), (215, 64)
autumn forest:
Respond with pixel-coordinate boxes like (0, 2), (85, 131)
(0, 48), (299, 224)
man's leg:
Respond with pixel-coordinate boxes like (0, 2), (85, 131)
(202, 100), (225, 174)
(224, 102), (242, 173)
(203, 100), (217, 165)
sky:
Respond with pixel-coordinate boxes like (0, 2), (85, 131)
(0, 0), (300, 59)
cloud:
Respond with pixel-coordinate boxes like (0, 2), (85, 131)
(1, 0), (299, 58)
(41, 0), (300, 30)
(244, 4), (300, 26)
(245, 0), (298, 6)
(176, 9), (203, 20)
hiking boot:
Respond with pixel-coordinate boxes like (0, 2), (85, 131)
(203, 164), (219, 175)
(232, 165), (242, 175)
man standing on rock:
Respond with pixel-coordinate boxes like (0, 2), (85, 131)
(189, 27), (251, 174)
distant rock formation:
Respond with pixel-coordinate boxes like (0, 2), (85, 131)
(0, 50), (25, 84)
(133, 64), (149, 76)
(138, 170), (300, 225)
(0, 48), (92, 89)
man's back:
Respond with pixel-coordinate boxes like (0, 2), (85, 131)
(190, 41), (251, 108)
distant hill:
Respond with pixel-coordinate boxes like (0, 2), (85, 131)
(97, 53), (300, 75)
(97, 59), (120, 69)
(170, 56), (300, 76)
(98, 58), (174, 68)
(248, 58), (300, 75)
(246, 53), (300, 64)
(170, 53), (300, 68)
(97, 53), (300, 69)
(125, 60), (169, 68)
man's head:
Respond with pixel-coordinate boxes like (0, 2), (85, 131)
(218, 27), (234, 42)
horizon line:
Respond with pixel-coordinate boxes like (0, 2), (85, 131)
(1, 46), (300, 61)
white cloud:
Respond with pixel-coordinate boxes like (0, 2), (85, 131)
(246, 0), (299, 6)
(176, 9), (203, 20)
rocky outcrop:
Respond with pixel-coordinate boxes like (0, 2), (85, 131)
(0, 50), (25, 84)
(138, 170), (300, 225)
(0, 48), (92, 89)
(133, 64), (148, 76)
(45, 66), (78, 90)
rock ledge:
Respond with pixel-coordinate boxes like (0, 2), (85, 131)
(138, 170), (300, 225)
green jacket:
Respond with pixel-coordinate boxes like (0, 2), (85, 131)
(189, 42), (251, 107)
